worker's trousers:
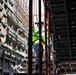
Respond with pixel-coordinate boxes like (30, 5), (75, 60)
(33, 43), (39, 65)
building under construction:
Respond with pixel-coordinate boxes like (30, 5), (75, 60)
(0, 0), (76, 75)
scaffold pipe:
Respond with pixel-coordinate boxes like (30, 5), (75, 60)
(47, 10), (51, 75)
(39, 0), (42, 75)
(44, 0), (48, 75)
(28, 0), (32, 75)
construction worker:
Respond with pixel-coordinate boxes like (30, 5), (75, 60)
(32, 21), (45, 70)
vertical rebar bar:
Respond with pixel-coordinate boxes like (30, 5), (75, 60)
(44, 0), (48, 75)
(39, 0), (42, 75)
(28, 0), (32, 75)
(47, 10), (51, 75)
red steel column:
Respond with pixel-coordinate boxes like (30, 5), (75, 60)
(47, 10), (51, 75)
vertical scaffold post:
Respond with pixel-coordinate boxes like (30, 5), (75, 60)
(44, 0), (48, 75)
(39, 0), (42, 75)
(28, 0), (32, 75)
(47, 10), (51, 75)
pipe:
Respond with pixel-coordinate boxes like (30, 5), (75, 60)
(47, 10), (51, 75)
(44, 0), (48, 75)
(39, 0), (42, 75)
(28, 0), (32, 75)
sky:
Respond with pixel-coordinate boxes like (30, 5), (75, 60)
(26, 0), (44, 22)
(33, 0), (44, 23)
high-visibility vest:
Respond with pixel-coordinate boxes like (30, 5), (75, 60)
(32, 26), (45, 45)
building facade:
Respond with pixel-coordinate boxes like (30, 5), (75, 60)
(0, 0), (29, 75)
